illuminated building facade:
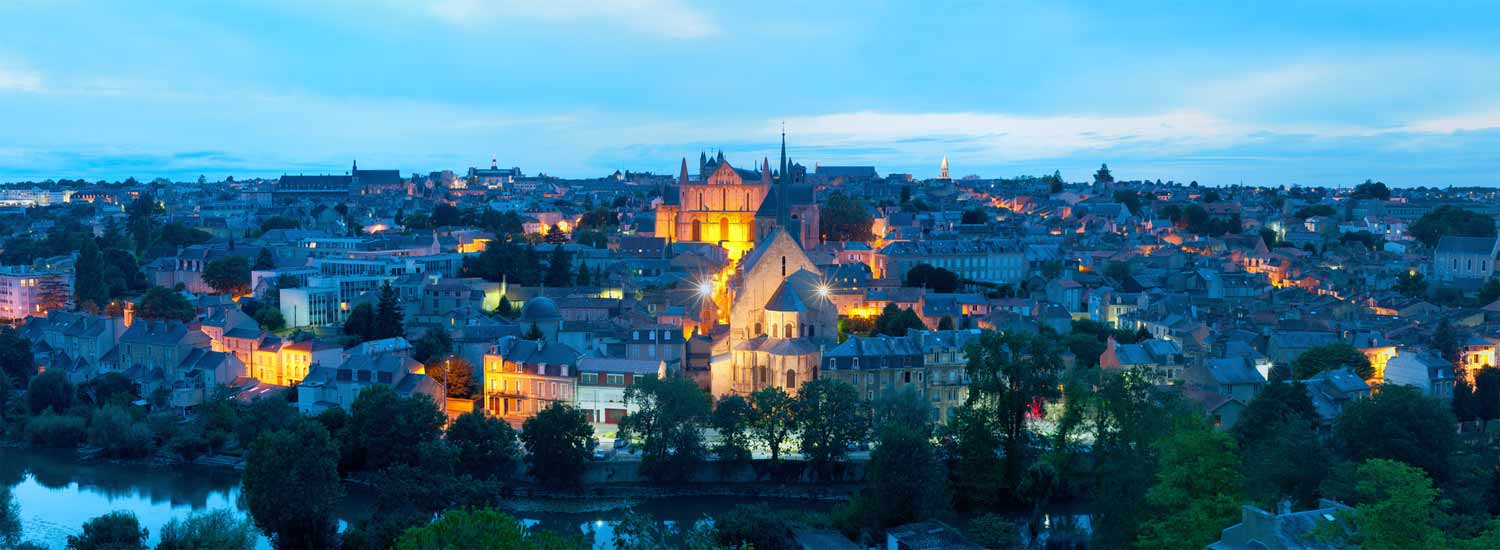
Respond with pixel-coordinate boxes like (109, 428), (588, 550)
(0, 266), (72, 322)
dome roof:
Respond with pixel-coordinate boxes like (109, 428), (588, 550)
(520, 296), (561, 321)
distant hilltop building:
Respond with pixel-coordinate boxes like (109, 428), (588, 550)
(467, 157), (523, 187)
(273, 160), (400, 204)
(654, 133), (819, 260)
(938, 155), (950, 180)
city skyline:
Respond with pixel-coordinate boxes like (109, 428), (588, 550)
(3, 1), (1499, 186)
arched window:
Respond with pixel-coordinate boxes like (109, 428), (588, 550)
(785, 369), (798, 388)
(808, 325), (815, 339)
(784, 323), (793, 339)
(772, 324), (779, 338)
(719, 217), (729, 241)
(755, 322), (762, 336)
(781, 256), (787, 277)
(691, 219), (701, 241)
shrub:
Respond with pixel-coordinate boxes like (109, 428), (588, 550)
(26, 412), (86, 447)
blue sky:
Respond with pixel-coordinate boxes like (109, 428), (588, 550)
(2, 0), (1498, 186)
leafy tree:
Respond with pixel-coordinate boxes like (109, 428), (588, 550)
(1081, 370), (1191, 548)
(1350, 180), (1391, 201)
(66, 511), (148, 550)
(965, 330), (1063, 487)
(903, 263), (961, 293)
(1454, 376), (1481, 424)
(1292, 343), (1373, 380)
(156, 510), (257, 550)
(1231, 381), (1320, 448)
(1433, 319), (1459, 364)
(865, 394), (947, 530)
(749, 386), (797, 462)
(1318, 459), (1446, 549)
(252, 306), (284, 332)
(74, 238), (110, 310)
(136, 287), (196, 322)
(1242, 418), (1330, 510)
(711, 394), (753, 462)
(424, 355), (476, 399)
(88, 404), (154, 458)
(157, 223), (212, 248)
(340, 385), (445, 472)
(243, 418), (342, 549)
(1093, 163), (1114, 184)
(342, 302), (378, 342)
(253, 247), (275, 270)
(259, 215), (299, 233)
(28, 370), (73, 414)
(713, 504), (795, 550)
(961, 208), (988, 224)
(1336, 384), (1458, 482)
(1135, 425), (1243, 550)
(820, 192), (875, 242)
(795, 378), (868, 478)
(394, 508), (584, 550)
(939, 403), (1004, 510)
(235, 394), (298, 453)
(1474, 366), (1500, 425)
(446, 410), (520, 481)
(872, 303), (926, 337)
(0, 486), (19, 549)
(544, 246), (573, 287)
(621, 375), (712, 482)
(0, 327), (35, 386)
(1395, 270), (1428, 298)
(1411, 205), (1496, 247)
(374, 281), (405, 339)
(965, 514), (1022, 550)
(519, 402), (594, 487)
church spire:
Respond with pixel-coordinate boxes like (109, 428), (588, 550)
(352, 158), (358, 174)
(939, 155), (950, 180)
(679, 157), (689, 186)
(777, 128), (790, 228)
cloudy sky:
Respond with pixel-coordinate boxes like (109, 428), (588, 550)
(2, 0), (1498, 186)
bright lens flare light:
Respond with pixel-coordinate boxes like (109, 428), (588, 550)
(697, 280), (714, 297)
(816, 284), (830, 298)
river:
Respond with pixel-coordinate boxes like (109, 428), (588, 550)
(0, 448), (836, 549)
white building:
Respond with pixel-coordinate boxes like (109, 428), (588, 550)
(0, 266), (72, 322)
(575, 357), (664, 426)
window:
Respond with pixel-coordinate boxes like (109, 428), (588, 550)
(607, 373), (625, 385)
(582, 373), (598, 384)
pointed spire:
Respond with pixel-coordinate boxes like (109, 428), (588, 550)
(679, 157), (689, 186)
(761, 157), (771, 185)
(777, 128), (790, 229)
(939, 155), (950, 180)
(352, 158), (358, 174)
(491, 156), (498, 170)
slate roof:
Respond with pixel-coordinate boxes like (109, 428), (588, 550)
(1436, 235), (1498, 255)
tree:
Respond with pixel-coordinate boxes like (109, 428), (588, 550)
(1336, 384), (1458, 482)
(0, 327), (35, 386)
(88, 404), (154, 458)
(1135, 425), (1244, 550)
(1475, 367), (1500, 426)
(252, 306), (284, 332)
(340, 385), (445, 472)
(1351, 180), (1391, 201)
(795, 378), (868, 478)
(872, 303), (926, 337)
(136, 287), (196, 322)
(446, 410), (520, 481)
(425, 356), (476, 399)
(544, 246), (573, 287)
(259, 216), (299, 233)
(0, 486), (19, 550)
(253, 247), (275, 270)
(749, 386), (797, 462)
(1318, 459), (1446, 549)
(961, 208), (988, 224)
(1242, 418), (1330, 510)
(1433, 319), (1459, 364)
(156, 510), (257, 550)
(202, 256), (251, 296)
(74, 238), (109, 310)
(940, 403), (1005, 511)
(243, 419), (342, 549)
(820, 192), (875, 242)
(394, 508), (583, 550)
(342, 302), (378, 342)
(620, 375), (712, 482)
(965, 330), (1063, 487)
(28, 370), (73, 414)
(1231, 381), (1320, 449)
(711, 394), (753, 462)
(519, 402), (594, 487)
(374, 281), (405, 339)
(966, 514), (1022, 550)
(1395, 270), (1428, 298)
(66, 511), (147, 550)
(1078, 370), (1190, 547)
(1411, 205), (1496, 247)
(1093, 163), (1114, 184)
(903, 263), (961, 293)
(1292, 343), (1373, 380)
(865, 394), (947, 530)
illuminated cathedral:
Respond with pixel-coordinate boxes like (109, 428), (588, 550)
(653, 133), (819, 261)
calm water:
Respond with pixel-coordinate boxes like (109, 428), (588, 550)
(0, 448), (830, 549)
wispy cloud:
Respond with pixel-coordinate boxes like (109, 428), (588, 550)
(0, 60), (43, 92)
(420, 0), (719, 38)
